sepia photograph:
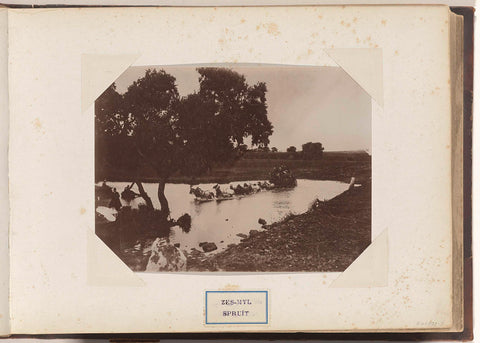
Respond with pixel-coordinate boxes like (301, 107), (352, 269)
(94, 64), (372, 272)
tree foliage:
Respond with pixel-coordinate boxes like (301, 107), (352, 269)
(95, 67), (274, 218)
(302, 142), (325, 159)
(197, 67), (273, 147)
(287, 146), (297, 153)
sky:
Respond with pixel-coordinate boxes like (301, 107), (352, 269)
(114, 64), (371, 152)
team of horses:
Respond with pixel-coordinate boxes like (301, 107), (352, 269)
(189, 181), (275, 201)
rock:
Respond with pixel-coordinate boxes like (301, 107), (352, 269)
(189, 248), (204, 256)
(310, 199), (323, 211)
(220, 240), (224, 243)
(176, 213), (192, 233)
(174, 243), (180, 248)
(199, 242), (208, 247)
(201, 242), (218, 253)
(96, 206), (118, 222)
(237, 233), (248, 239)
(249, 229), (260, 237)
(145, 237), (187, 272)
(258, 218), (267, 225)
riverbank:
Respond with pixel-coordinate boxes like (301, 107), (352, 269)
(186, 182), (371, 272)
(97, 152), (371, 185)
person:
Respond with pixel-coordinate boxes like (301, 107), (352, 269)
(109, 188), (122, 210)
(214, 184), (223, 198)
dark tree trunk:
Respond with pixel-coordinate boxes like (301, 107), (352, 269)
(157, 178), (170, 218)
(135, 181), (154, 210)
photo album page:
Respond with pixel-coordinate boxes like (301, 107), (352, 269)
(1, 5), (466, 334)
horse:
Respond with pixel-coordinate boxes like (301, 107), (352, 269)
(230, 184), (247, 195)
(189, 186), (214, 200)
(258, 181), (275, 190)
(251, 183), (261, 193)
(242, 183), (254, 194)
(213, 184), (234, 198)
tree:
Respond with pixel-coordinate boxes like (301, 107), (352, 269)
(271, 147), (278, 152)
(95, 83), (125, 176)
(197, 67), (273, 147)
(96, 67), (274, 220)
(238, 144), (248, 153)
(96, 70), (180, 215)
(302, 142), (325, 159)
(287, 146), (297, 153)
(258, 146), (270, 152)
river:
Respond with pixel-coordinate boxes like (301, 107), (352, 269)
(101, 179), (349, 252)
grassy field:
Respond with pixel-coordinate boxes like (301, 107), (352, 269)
(98, 151), (371, 185)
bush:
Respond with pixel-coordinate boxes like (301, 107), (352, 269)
(99, 205), (171, 251)
(269, 165), (297, 188)
(176, 213), (192, 233)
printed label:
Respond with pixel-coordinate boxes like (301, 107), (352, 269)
(205, 291), (268, 324)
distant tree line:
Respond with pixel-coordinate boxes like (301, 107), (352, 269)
(244, 142), (324, 160)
